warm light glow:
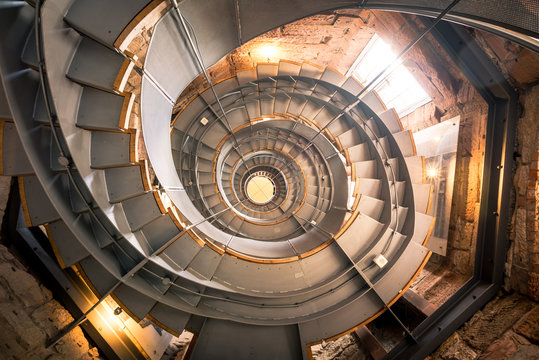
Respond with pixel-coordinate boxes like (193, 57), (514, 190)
(434, 136), (441, 142)
(246, 175), (275, 204)
(259, 45), (276, 59)
(426, 168), (439, 179)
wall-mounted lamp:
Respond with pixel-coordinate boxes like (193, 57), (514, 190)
(426, 167), (439, 179)
(259, 45), (276, 60)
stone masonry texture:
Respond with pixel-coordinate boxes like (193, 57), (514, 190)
(0, 242), (101, 360)
(0, 176), (101, 360)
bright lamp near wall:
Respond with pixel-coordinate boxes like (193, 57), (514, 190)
(259, 45), (276, 60)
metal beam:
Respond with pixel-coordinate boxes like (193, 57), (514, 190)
(14, 208), (142, 360)
(355, 326), (387, 360)
(385, 19), (518, 360)
(402, 289), (436, 317)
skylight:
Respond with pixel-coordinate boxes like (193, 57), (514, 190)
(347, 34), (432, 117)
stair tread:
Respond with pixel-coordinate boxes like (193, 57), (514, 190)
(65, 0), (152, 47)
(66, 36), (125, 93)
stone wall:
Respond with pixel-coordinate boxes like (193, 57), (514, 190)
(0, 177), (102, 360)
(0, 243), (101, 360)
(172, 9), (377, 115)
(468, 27), (539, 302)
(469, 27), (539, 302)
(506, 83), (539, 301)
(431, 293), (539, 360)
(430, 39), (539, 360)
(311, 334), (369, 360)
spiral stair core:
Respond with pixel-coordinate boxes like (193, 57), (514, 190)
(1, 0), (515, 358)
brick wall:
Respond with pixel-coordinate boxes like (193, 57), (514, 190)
(0, 243), (101, 359)
(431, 293), (538, 359)
(0, 176), (101, 360)
(431, 45), (539, 360)
(508, 84), (539, 301)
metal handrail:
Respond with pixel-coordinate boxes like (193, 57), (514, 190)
(34, 0), (460, 347)
(34, 0), (137, 268)
(33, 0), (261, 346)
(170, 1), (256, 183)
(182, 81), (399, 249)
(216, 135), (326, 222)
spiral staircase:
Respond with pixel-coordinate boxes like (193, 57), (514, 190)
(0, 0), (533, 359)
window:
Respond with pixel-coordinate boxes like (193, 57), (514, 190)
(347, 34), (431, 117)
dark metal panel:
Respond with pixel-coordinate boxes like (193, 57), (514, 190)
(113, 284), (157, 321)
(64, 0), (152, 47)
(66, 37), (125, 93)
(77, 87), (126, 130)
(144, 12), (199, 101)
(121, 192), (163, 231)
(139, 213), (182, 251)
(104, 165), (147, 203)
(1, 121), (34, 175)
(179, 0), (238, 67)
(190, 318), (303, 360)
(148, 302), (191, 335)
(363, 2), (539, 51)
(20, 24), (38, 69)
(90, 131), (132, 168)
(21, 175), (60, 225)
(385, 20), (518, 360)
(47, 219), (90, 267)
(0, 76), (11, 119)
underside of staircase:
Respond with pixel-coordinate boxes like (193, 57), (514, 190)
(0, 0), (527, 359)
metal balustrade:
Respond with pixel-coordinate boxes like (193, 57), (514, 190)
(0, 0), (522, 358)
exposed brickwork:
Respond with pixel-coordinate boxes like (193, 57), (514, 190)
(311, 334), (369, 360)
(172, 9), (376, 115)
(430, 293), (538, 360)
(411, 261), (469, 308)
(508, 84), (539, 301)
(0, 243), (101, 360)
(0, 176), (101, 360)
(472, 29), (539, 88)
(431, 37), (539, 360)
(371, 12), (463, 114)
(472, 26), (539, 300)
(444, 83), (488, 275)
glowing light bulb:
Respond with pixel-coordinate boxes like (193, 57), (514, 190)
(434, 136), (441, 142)
(259, 45), (276, 59)
(426, 168), (439, 179)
